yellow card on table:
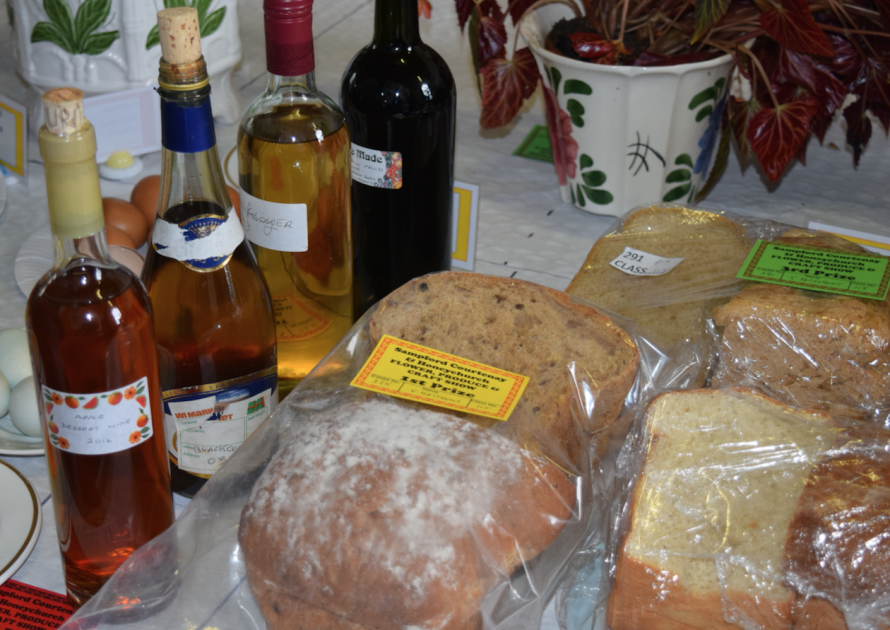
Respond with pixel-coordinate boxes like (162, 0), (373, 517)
(351, 335), (528, 421)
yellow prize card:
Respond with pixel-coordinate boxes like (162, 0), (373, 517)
(351, 335), (528, 421)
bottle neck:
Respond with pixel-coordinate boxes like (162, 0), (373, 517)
(264, 10), (315, 77)
(373, 0), (420, 45)
(266, 70), (317, 95)
(156, 86), (231, 220)
(51, 232), (114, 270)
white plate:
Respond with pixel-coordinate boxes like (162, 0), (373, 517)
(0, 459), (42, 584)
(0, 415), (44, 456)
(14, 227), (52, 298)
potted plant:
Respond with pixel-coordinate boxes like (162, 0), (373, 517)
(445, 0), (890, 213)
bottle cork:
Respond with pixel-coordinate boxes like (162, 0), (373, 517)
(158, 7), (201, 64)
(42, 88), (85, 136)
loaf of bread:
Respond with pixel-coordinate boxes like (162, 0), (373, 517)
(608, 388), (839, 630)
(784, 430), (890, 630)
(368, 271), (639, 464)
(566, 205), (752, 385)
(239, 397), (576, 630)
(711, 229), (890, 424)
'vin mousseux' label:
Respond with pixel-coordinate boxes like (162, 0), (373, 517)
(350, 143), (403, 189)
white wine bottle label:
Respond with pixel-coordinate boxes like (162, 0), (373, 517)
(162, 366), (278, 477)
(42, 378), (155, 455)
(152, 212), (244, 272)
(240, 189), (309, 252)
(350, 143), (403, 189)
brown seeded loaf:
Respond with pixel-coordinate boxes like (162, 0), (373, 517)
(566, 205), (752, 385)
(783, 429), (890, 630)
(367, 271), (639, 465)
(239, 397), (576, 630)
(608, 388), (839, 630)
(711, 229), (890, 424)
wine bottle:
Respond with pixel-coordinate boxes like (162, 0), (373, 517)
(141, 8), (278, 498)
(237, 0), (354, 398)
(340, 0), (456, 317)
(26, 88), (175, 608)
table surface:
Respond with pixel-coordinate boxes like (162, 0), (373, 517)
(0, 0), (888, 627)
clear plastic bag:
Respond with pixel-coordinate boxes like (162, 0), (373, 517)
(58, 272), (693, 630)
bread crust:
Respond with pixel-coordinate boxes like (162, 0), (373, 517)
(368, 271), (639, 465)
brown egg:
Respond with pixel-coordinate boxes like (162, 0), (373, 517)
(105, 224), (138, 250)
(130, 175), (161, 228)
(227, 185), (241, 219)
(103, 197), (149, 248)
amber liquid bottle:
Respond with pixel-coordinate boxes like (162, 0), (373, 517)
(341, 0), (456, 317)
(26, 88), (174, 608)
(141, 8), (278, 497)
(238, 0), (353, 398)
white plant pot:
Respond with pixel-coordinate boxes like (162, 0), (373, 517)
(9, 0), (243, 127)
(519, 3), (732, 216)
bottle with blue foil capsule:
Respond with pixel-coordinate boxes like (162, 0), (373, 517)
(141, 8), (278, 498)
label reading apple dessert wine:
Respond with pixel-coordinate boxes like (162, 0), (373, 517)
(42, 377), (153, 455)
(351, 335), (528, 421)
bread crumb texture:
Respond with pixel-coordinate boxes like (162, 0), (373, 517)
(239, 397), (575, 630)
(609, 388), (838, 630)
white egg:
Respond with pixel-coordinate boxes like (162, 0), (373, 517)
(0, 328), (32, 388)
(9, 376), (42, 438)
(0, 370), (8, 417)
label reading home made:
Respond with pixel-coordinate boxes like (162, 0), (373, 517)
(42, 377), (154, 455)
(610, 246), (685, 276)
(737, 239), (890, 300)
(162, 367), (277, 476)
(239, 189), (309, 252)
(350, 143), (403, 189)
(351, 335), (528, 421)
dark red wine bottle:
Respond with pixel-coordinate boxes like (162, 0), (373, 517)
(340, 0), (456, 317)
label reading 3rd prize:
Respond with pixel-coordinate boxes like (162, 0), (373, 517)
(351, 335), (528, 421)
(610, 246), (685, 276)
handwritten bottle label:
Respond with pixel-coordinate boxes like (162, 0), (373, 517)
(239, 189), (308, 252)
(42, 378), (154, 455)
(350, 143), (403, 189)
(162, 366), (278, 477)
(151, 212), (244, 272)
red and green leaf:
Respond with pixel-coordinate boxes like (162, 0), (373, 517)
(479, 48), (540, 128)
(747, 96), (818, 181)
(758, 0), (834, 57)
(693, 0), (732, 43)
(569, 32), (617, 61)
(506, 0), (540, 25)
(476, 0), (508, 68)
(456, 0), (475, 30)
(731, 95), (762, 161)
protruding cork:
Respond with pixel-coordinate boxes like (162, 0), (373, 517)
(42, 88), (85, 136)
(158, 7), (201, 64)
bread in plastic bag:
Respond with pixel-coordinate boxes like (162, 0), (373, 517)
(58, 271), (667, 630)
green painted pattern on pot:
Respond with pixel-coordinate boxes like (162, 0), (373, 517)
(30, 0), (119, 55)
(146, 0), (226, 50)
(577, 153), (613, 206)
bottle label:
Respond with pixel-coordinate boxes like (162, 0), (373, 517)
(350, 144), (403, 189)
(42, 378), (155, 455)
(240, 189), (309, 252)
(151, 212), (244, 272)
(162, 366), (278, 476)
(273, 293), (333, 341)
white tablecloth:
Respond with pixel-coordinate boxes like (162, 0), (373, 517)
(0, 0), (888, 628)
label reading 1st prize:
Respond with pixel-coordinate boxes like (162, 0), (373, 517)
(738, 239), (890, 300)
(350, 335), (528, 421)
(610, 246), (685, 276)
(240, 189), (309, 252)
(43, 377), (154, 455)
(350, 143), (403, 189)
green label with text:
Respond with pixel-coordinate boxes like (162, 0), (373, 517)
(738, 240), (890, 300)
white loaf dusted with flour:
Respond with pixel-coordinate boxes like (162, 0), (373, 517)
(239, 397), (576, 630)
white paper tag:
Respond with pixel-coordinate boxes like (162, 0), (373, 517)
(152, 212), (244, 270)
(240, 189), (308, 252)
(43, 378), (154, 455)
(350, 143), (402, 189)
(610, 246), (685, 276)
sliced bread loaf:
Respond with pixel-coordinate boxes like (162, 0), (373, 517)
(566, 206), (752, 377)
(367, 271), (639, 465)
(712, 230), (890, 424)
(609, 388), (838, 630)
